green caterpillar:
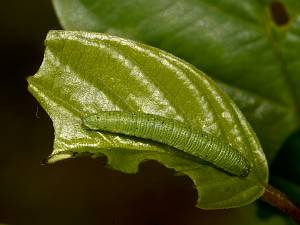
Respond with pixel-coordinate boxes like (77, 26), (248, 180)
(82, 111), (250, 177)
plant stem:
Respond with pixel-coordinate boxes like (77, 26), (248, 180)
(261, 185), (300, 224)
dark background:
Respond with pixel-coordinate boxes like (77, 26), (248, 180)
(0, 1), (299, 225)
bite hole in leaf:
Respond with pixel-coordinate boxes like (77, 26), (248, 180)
(270, 1), (290, 26)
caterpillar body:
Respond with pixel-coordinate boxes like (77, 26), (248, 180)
(82, 111), (250, 177)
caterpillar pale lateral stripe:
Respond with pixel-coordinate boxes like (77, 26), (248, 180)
(82, 111), (250, 177)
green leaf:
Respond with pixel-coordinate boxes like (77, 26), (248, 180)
(52, 0), (300, 161)
(27, 30), (268, 209)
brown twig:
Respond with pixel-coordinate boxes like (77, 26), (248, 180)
(261, 185), (300, 224)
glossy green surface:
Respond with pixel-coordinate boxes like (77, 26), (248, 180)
(52, 0), (300, 161)
(28, 30), (268, 209)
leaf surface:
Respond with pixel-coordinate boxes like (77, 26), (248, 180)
(28, 30), (268, 208)
(52, 0), (300, 161)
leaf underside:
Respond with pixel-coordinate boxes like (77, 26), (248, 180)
(28, 30), (268, 209)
